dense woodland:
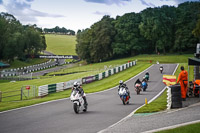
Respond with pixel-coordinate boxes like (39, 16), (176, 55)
(0, 12), (47, 62)
(76, 1), (200, 63)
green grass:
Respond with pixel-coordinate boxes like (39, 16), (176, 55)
(0, 80), (10, 83)
(135, 90), (167, 113)
(8, 58), (49, 69)
(0, 63), (150, 112)
(0, 54), (193, 112)
(134, 54), (191, 64)
(45, 34), (76, 55)
(156, 122), (200, 133)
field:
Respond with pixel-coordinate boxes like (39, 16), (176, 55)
(45, 34), (76, 55)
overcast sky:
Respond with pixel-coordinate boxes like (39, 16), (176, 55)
(0, 0), (199, 32)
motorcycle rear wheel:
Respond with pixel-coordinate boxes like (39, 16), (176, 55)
(137, 89), (140, 95)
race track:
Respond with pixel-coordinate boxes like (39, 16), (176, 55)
(0, 64), (177, 133)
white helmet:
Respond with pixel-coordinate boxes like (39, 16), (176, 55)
(77, 82), (80, 87)
(74, 81), (78, 87)
(119, 80), (123, 85)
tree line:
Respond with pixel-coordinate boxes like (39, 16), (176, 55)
(76, 1), (200, 63)
(44, 26), (75, 35)
(0, 12), (47, 62)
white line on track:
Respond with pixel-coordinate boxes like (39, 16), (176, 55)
(98, 63), (179, 133)
(0, 64), (154, 114)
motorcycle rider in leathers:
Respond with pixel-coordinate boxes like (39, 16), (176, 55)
(118, 80), (130, 98)
(72, 82), (88, 105)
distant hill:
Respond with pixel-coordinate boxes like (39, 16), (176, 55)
(45, 34), (76, 55)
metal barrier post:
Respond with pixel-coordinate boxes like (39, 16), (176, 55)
(21, 87), (23, 100)
(0, 91), (2, 102)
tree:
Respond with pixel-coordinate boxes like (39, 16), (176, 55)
(139, 6), (176, 54)
(89, 15), (116, 62)
(192, 17), (200, 42)
(0, 12), (47, 62)
(112, 12), (149, 57)
(76, 29), (91, 63)
(174, 2), (200, 53)
(43, 26), (75, 35)
(24, 26), (46, 56)
(76, 16), (116, 63)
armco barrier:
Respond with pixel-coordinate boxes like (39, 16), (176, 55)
(38, 61), (136, 97)
(48, 84), (57, 94)
(38, 79), (82, 97)
(82, 76), (95, 84)
(0, 60), (56, 77)
(38, 85), (48, 97)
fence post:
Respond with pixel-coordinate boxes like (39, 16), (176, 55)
(0, 91), (2, 102)
(21, 87), (23, 100)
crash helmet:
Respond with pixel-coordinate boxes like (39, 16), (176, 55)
(119, 80), (123, 85)
(73, 81), (78, 87)
(181, 66), (184, 70)
(77, 82), (81, 87)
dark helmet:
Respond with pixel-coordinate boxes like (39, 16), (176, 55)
(181, 66), (184, 71)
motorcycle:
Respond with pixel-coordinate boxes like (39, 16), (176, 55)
(135, 83), (142, 95)
(142, 81), (148, 91)
(118, 87), (130, 105)
(70, 90), (87, 114)
(144, 74), (149, 81)
(160, 66), (163, 73)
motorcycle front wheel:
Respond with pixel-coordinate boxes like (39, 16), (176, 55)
(73, 103), (79, 114)
(122, 97), (126, 105)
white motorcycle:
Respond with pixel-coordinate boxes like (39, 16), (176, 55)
(118, 87), (130, 105)
(160, 66), (163, 73)
(70, 90), (87, 114)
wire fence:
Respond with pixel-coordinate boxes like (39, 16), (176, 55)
(0, 85), (37, 102)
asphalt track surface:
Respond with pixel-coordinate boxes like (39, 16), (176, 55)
(101, 99), (200, 133)
(0, 64), (177, 133)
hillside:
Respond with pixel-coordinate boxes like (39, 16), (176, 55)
(45, 34), (77, 55)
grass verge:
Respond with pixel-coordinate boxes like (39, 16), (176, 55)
(8, 58), (49, 69)
(0, 63), (150, 112)
(155, 122), (200, 133)
(135, 89), (167, 113)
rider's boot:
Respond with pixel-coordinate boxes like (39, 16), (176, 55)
(83, 96), (88, 106)
(128, 92), (131, 98)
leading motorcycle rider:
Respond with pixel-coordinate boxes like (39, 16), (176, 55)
(72, 82), (88, 105)
(118, 80), (130, 98)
